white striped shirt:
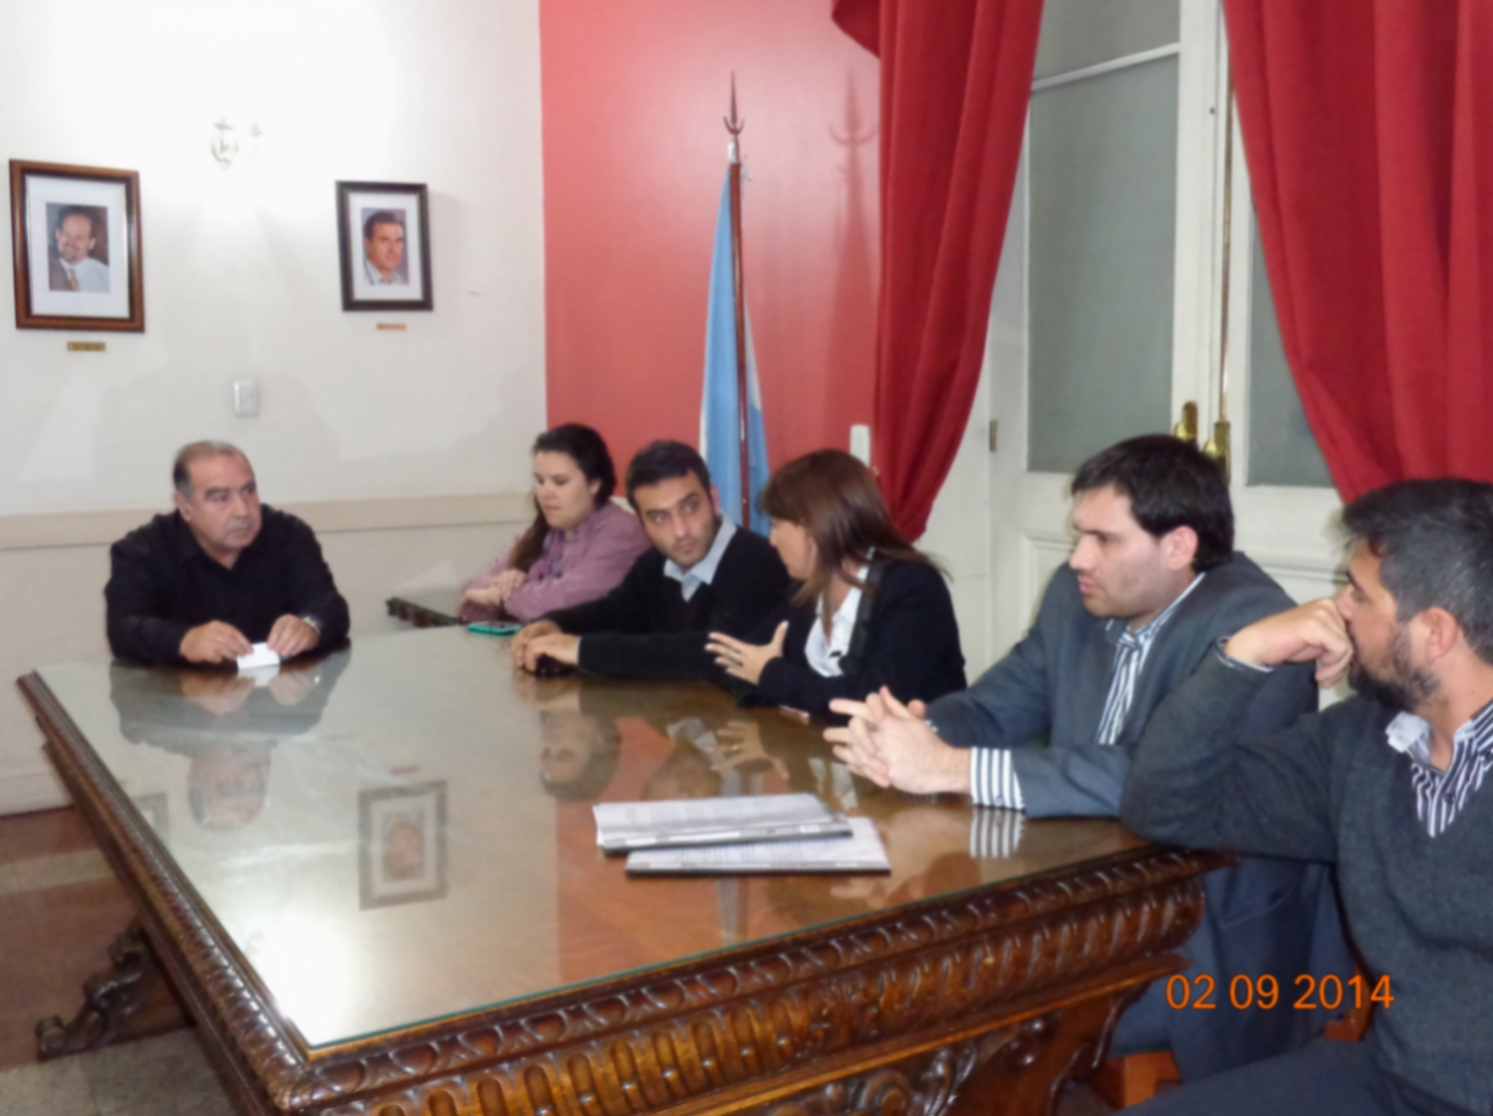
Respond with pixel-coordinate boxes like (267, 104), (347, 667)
(1386, 701), (1493, 838)
(969, 806), (1024, 858)
(897, 796), (1026, 857)
(968, 574), (1204, 809)
(1094, 574), (1205, 744)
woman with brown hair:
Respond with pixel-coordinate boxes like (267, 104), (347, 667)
(705, 449), (965, 719)
(459, 424), (649, 624)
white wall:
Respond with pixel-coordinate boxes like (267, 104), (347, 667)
(0, 0), (547, 813)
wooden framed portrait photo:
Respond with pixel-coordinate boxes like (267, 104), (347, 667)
(9, 159), (144, 331)
(336, 180), (432, 312)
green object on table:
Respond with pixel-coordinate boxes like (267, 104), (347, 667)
(468, 622), (520, 636)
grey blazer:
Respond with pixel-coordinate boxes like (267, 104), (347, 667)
(928, 555), (1353, 1079)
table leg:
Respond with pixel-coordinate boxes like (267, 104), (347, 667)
(946, 987), (1141, 1116)
(36, 919), (189, 1060)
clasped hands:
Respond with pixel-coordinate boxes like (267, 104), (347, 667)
(825, 689), (971, 795)
(178, 614), (319, 665)
(826, 596), (1355, 798)
(462, 568), (527, 612)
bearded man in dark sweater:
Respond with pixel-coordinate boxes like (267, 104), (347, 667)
(1123, 478), (1493, 1116)
(513, 441), (789, 678)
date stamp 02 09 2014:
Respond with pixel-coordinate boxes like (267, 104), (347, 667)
(1166, 972), (1395, 1012)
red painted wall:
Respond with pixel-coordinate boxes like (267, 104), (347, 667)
(540, 1), (881, 476)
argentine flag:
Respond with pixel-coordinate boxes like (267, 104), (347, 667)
(699, 170), (771, 536)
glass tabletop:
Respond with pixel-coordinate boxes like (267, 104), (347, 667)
(36, 627), (1143, 1050)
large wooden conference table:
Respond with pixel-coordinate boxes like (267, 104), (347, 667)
(19, 627), (1225, 1116)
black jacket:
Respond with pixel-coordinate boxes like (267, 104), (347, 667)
(545, 525), (789, 679)
(745, 558), (966, 719)
(105, 506), (350, 664)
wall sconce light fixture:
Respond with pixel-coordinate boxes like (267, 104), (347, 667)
(210, 118), (263, 170)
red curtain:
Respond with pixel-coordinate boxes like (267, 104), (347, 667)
(1226, 0), (1493, 498)
(833, 0), (1044, 539)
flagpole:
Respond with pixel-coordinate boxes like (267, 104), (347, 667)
(724, 76), (750, 529)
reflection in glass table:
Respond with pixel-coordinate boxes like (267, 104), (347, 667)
(22, 626), (1223, 1116)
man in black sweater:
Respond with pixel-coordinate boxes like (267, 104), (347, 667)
(513, 440), (789, 678)
(1123, 479), (1493, 1116)
(106, 442), (349, 665)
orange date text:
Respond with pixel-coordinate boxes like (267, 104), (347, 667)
(1165, 973), (1393, 1011)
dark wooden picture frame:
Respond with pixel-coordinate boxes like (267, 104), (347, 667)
(9, 159), (145, 332)
(358, 781), (447, 909)
(336, 180), (433, 312)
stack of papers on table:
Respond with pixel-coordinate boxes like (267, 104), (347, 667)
(594, 793), (850, 851)
(626, 816), (888, 875)
(592, 794), (888, 875)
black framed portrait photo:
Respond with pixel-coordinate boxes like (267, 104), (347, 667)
(9, 159), (144, 331)
(335, 180), (432, 312)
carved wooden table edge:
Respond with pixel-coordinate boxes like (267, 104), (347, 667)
(277, 842), (1218, 1116)
(20, 669), (1228, 1116)
(384, 597), (462, 629)
(22, 670), (307, 1114)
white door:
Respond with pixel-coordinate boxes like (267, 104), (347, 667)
(923, 0), (1343, 676)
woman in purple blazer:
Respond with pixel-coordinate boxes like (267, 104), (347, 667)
(460, 424), (649, 624)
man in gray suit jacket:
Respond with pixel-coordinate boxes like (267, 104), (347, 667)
(830, 435), (1352, 1082)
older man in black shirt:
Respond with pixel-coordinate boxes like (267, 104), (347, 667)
(105, 441), (349, 665)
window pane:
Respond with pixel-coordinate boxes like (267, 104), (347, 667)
(1028, 57), (1178, 474)
(1246, 228), (1334, 487)
(1034, 0), (1179, 81)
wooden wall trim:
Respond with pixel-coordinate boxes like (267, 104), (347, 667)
(0, 492), (533, 552)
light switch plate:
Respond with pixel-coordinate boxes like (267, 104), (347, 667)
(233, 380), (260, 417)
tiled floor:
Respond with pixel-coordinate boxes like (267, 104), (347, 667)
(0, 1031), (235, 1116)
(0, 809), (135, 1072)
(0, 807), (236, 1113)
(0, 806), (1113, 1115)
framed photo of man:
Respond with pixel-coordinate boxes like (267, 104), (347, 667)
(9, 159), (145, 331)
(335, 180), (432, 311)
(358, 781), (447, 909)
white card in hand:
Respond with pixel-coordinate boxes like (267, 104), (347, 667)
(236, 643), (281, 672)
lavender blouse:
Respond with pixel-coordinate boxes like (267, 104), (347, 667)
(459, 501), (650, 624)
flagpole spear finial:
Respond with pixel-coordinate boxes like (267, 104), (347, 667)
(724, 73), (744, 163)
(721, 72), (751, 527)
